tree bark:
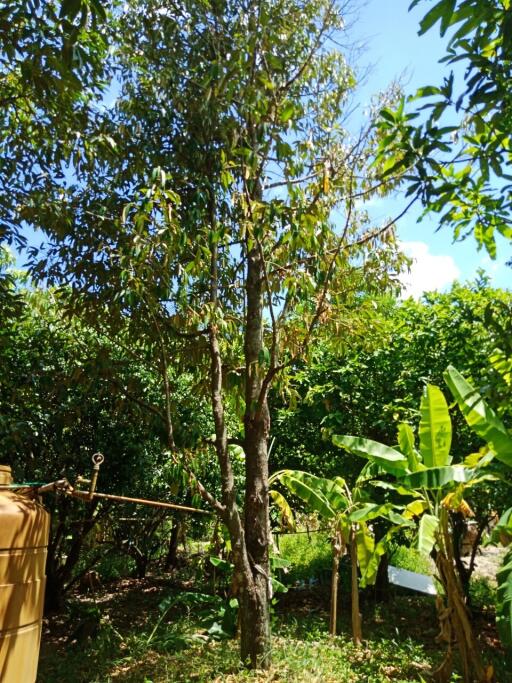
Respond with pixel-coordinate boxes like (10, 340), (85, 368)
(329, 532), (342, 636)
(433, 510), (489, 683)
(240, 238), (272, 668)
(350, 526), (362, 646)
(165, 520), (182, 571)
(206, 204), (271, 668)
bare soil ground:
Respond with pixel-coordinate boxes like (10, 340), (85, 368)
(469, 545), (508, 584)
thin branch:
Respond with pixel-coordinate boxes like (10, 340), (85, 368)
(344, 194), (418, 250)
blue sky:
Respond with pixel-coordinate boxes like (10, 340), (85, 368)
(13, 1), (510, 296)
(349, 0), (511, 296)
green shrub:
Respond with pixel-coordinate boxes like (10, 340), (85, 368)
(469, 577), (496, 612)
(278, 532), (332, 584)
(389, 544), (433, 576)
(96, 553), (136, 581)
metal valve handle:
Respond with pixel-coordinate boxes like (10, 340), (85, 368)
(89, 452), (104, 499)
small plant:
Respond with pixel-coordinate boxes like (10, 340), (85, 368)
(469, 577), (496, 613)
(278, 532), (332, 585)
(389, 543), (433, 576)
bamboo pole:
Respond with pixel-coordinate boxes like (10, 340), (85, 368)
(71, 489), (211, 515)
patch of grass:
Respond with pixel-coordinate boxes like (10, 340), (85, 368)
(389, 544), (433, 576)
(277, 531), (332, 584)
(37, 577), (510, 683)
(469, 577), (496, 612)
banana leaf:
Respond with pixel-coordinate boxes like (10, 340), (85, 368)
(418, 513), (439, 556)
(269, 489), (296, 531)
(398, 422), (424, 472)
(444, 365), (512, 467)
(419, 384), (452, 467)
(496, 547), (512, 652)
(333, 434), (408, 475)
(401, 465), (477, 490)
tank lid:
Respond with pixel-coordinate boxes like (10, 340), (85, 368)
(0, 465), (13, 486)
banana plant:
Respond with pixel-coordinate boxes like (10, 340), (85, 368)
(444, 365), (512, 656)
(269, 468), (413, 644)
(334, 382), (495, 683)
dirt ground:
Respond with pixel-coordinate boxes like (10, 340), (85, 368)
(465, 544), (508, 584)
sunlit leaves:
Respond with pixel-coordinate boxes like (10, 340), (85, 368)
(419, 384), (452, 468)
(376, 0), (512, 255)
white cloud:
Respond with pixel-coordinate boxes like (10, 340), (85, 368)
(479, 254), (502, 275)
(399, 241), (461, 299)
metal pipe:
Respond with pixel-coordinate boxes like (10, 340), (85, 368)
(88, 453), (104, 501)
(35, 479), (70, 495)
(71, 489), (211, 515)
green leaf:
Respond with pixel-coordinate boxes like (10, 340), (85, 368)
(444, 366), (512, 467)
(258, 346), (270, 365)
(274, 470), (336, 520)
(280, 102), (295, 123)
(418, 514), (439, 556)
(359, 527), (401, 588)
(488, 507), (512, 547)
(496, 547), (512, 652)
(401, 465), (477, 490)
(398, 422), (424, 472)
(349, 503), (392, 523)
(355, 522), (374, 576)
(418, 0), (452, 35)
(270, 555), (291, 570)
(349, 503), (411, 527)
(419, 384), (452, 467)
(269, 489), (296, 531)
(333, 434), (409, 475)
(271, 576), (288, 594)
(415, 85), (443, 98)
(209, 556), (233, 572)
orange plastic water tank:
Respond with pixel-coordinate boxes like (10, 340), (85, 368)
(0, 465), (50, 682)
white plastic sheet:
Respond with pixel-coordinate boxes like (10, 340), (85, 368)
(388, 565), (437, 595)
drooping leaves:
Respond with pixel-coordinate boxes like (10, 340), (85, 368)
(332, 435), (409, 475)
(269, 489), (296, 531)
(271, 470), (348, 520)
(444, 366), (512, 467)
(418, 513), (439, 556)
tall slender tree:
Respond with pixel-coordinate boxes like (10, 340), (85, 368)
(23, 0), (408, 666)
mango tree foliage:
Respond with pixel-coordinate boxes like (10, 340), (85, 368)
(0, 0), (110, 252)
(271, 282), (512, 482)
(20, 0), (409, 666)
(376, 0), (512, 257)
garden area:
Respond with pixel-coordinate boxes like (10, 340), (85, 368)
(1, 0), (512, 681)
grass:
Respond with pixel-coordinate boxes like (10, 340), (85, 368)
(277, 531), (332, 585)
(388, 544), (434, 577)
(37, 574), (511, 683)
(37, 538), (509, 682)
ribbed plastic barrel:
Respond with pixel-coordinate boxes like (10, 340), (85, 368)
(0, 465), (50, 683)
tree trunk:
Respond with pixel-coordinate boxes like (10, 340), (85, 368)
(206, 215), (271, 668)
(44, 500), (105, 613)
(374, 551), (390, 603)
(329, 531), (342, 636)
(433, 511), (489, 683)
(350, 526), (362, 646)
(165, 520), (181, 571)
(240, 230), (271, 668)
